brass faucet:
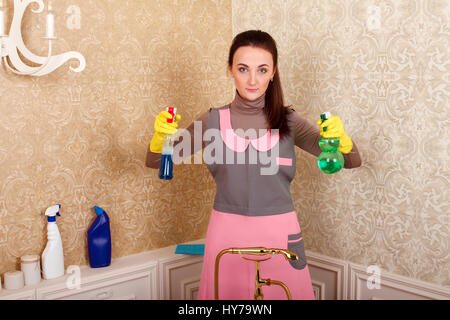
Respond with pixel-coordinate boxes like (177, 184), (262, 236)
(214, 247), (298, 300)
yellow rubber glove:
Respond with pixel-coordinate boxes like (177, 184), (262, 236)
(317, 115), (353, 154)
(149, 111), (181, 153)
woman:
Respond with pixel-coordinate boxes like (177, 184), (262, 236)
(146, 30), (361, 300)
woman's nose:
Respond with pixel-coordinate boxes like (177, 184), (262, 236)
(248, 71), (257, 85)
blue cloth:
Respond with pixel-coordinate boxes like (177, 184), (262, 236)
(175, 244), (205, 255)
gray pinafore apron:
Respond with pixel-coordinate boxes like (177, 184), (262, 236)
(197, 105), (315, 300)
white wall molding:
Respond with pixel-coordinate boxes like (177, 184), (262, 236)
(305, 250), (449, 300)
(180, 276), (201, 300)
(349, 263), (450, 300)
(1, 240), (448, 300)
(0, 288), (36, 300)
(306, 250), (348, 300)
(0, 240), (203, 301)
(311, 279), (326, 300)
(158, 254), (204, 300)
(37, 267), (156, 300)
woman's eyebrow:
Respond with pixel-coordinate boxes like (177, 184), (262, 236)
(237, 63), (270, 68)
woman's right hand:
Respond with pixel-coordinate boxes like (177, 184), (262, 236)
(149, 110), (181, 153)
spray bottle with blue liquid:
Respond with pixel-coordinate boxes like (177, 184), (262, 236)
(159, 107), (177, 180)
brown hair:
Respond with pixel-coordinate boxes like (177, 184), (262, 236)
(228, 30), (291, 139)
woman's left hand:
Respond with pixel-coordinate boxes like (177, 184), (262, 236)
(317, 115), (353, 154)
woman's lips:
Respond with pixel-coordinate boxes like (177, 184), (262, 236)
(246, 88), (258, 93)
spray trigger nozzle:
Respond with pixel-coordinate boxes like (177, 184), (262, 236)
(320, 112), (332, 132)
(166, 107), (177, 123)
(45, 204), (62, 221)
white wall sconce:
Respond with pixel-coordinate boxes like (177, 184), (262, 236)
(0, 0), (86, 76)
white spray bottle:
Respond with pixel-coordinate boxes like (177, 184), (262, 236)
(41, 204), (65, 280)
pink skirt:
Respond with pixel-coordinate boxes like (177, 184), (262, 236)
(197, 209), (315, 300)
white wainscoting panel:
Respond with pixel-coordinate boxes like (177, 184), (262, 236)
(37, 268), (156, 300)
(306, 250), (449, 300)
(1, 239), (448, 300)
(158, 254), (203, 300)
(311, 279), (326, 300)
(306, 250), (348, 300)
(180, 276), (201, 300)
(349, 263), (450, 300)
(0, 287), (36, 300)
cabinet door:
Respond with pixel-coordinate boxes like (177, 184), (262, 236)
(0, 288), (36, 300)
(159, 255), (203, 300)
(37, 268), (157, 300)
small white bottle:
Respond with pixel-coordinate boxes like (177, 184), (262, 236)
(41, 204), (65, 280)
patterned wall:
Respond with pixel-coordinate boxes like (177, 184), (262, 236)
(0, 0), (448, 290)
(233, 0), (449, 287)
(0, 0), (231, 274)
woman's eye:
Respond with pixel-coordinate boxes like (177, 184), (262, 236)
(259, 69), (267, 73)
(239, 67), (247, 72)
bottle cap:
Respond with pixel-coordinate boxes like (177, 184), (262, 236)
(320, 112), (331, 132)
(94, 206), (105, 216)
(45, 204), (61, 222)
(166, 107), (177, 123)
(20, 255), (40, 263)
(320, 112), (331, 122)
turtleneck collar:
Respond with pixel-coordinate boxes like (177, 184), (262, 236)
(230, 90), (265, 115)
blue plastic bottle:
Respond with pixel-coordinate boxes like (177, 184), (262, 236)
(87, 206), (111, 268)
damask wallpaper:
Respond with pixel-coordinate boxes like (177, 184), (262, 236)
(0, 0), (232, 275)
(233, 0), (449, 287)
(0, 0), (448, 290)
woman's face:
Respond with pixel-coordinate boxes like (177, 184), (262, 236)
(229, 46), (276, 101)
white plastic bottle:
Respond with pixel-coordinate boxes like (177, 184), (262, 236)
(41, 204), (65, 280)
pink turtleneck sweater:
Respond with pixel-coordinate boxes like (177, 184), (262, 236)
(145, 92), (361, 169)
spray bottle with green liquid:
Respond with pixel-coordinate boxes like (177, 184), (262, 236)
(318, 112), (344, 174)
